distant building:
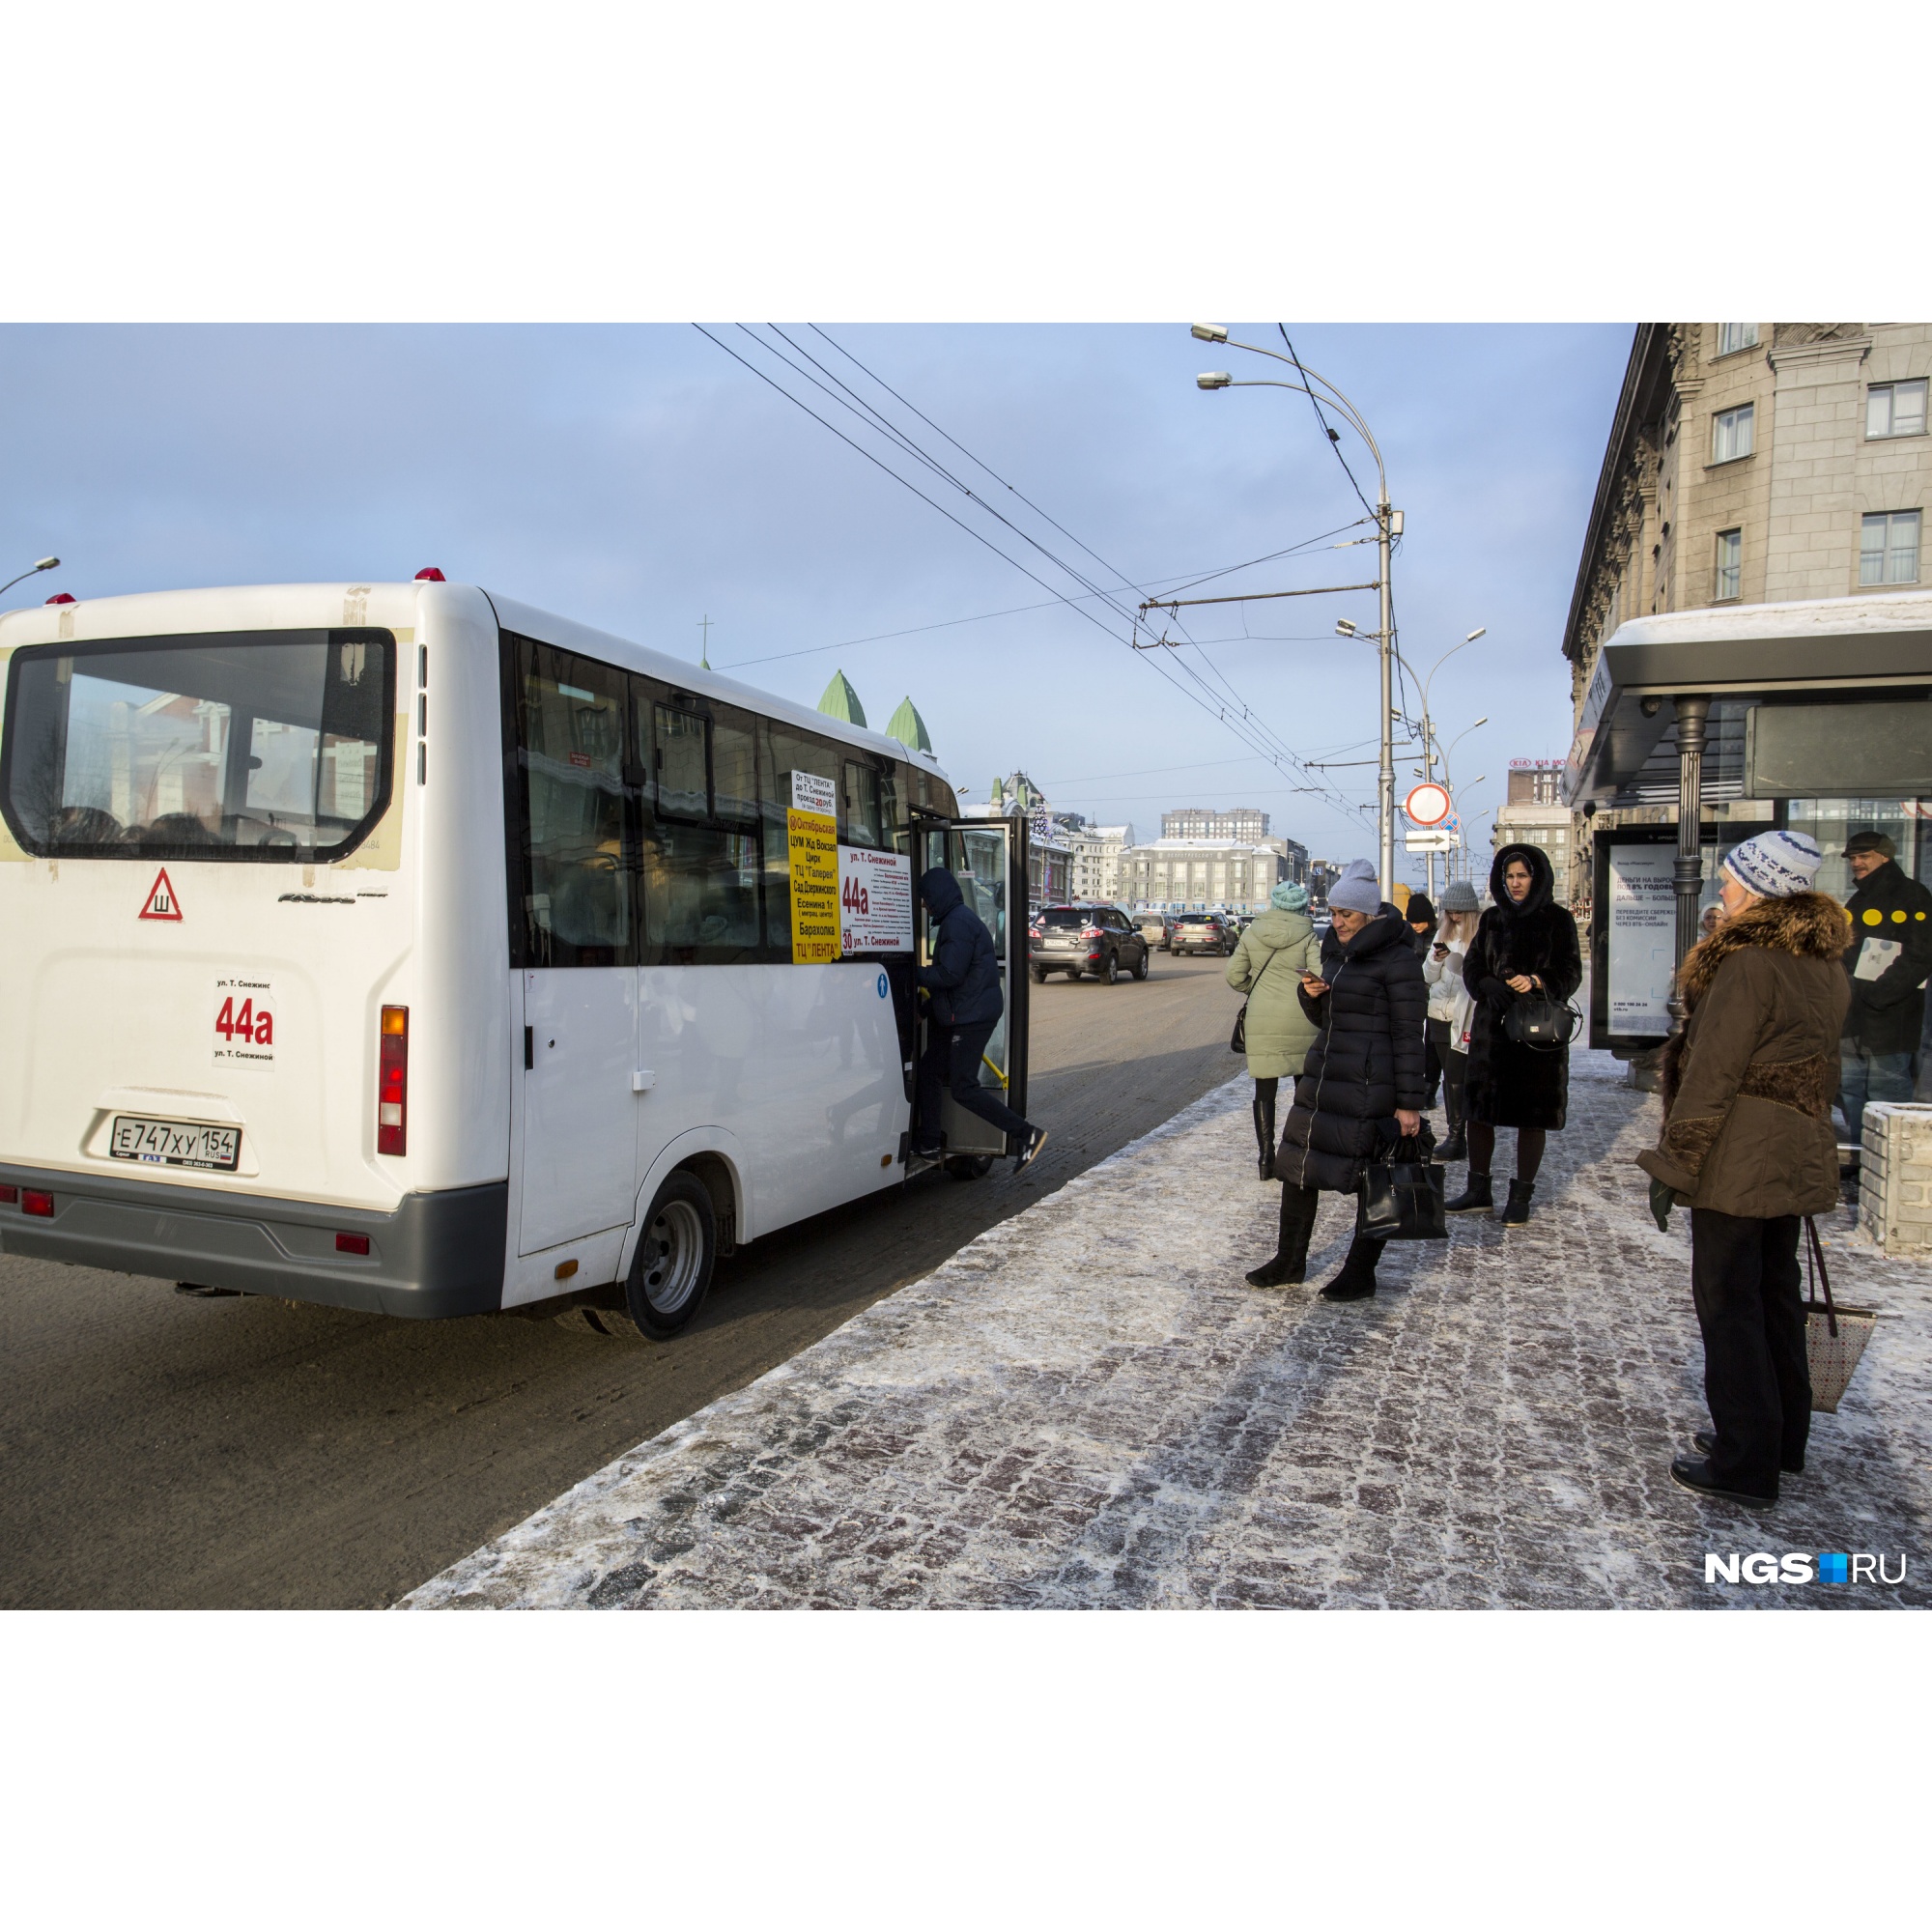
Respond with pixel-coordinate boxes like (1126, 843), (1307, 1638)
(1118, 838), (1287, 912)
(964, 771), (1073, 904)
(885, 695), (932, 753)
(1163, 806), (1270, 842)
(1063, 823), (1134, 902)
(1492, 762), (1578, 904)
(816, 668), (867, 728)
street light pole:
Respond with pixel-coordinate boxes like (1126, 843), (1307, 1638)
(1192, 327), (1397, 897)
(1377, 489), (1395, 900)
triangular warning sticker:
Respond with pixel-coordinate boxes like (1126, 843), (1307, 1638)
(139, 868), (184, 922)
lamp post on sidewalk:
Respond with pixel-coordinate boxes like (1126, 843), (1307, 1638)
(1193, 327), (1399, 897)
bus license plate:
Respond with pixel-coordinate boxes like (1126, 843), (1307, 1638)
(109, 1117), (242, 1172)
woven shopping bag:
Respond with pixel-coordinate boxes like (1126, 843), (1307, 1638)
(1803, 1216), (1876, 1415)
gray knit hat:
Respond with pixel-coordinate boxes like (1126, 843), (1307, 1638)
(1440, 879), (1480, 913)
(1327, 859), (1382, 915)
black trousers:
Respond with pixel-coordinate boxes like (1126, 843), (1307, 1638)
(1690, 1208), (1810, 1497)
(917, 1017), (1029, 1151)
(1425, 1019), (1465, 1132)
(1421, 1027), (1442, 1106)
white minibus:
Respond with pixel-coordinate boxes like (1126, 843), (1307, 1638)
(0, 581), (1028, 1337)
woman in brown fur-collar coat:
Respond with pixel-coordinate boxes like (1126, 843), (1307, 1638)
(1636, 830), (1849, 1511)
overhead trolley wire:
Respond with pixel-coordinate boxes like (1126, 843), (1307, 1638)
(694, 324), (1374, 824)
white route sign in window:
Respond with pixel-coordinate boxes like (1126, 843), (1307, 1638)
(838, 846), (914, 954)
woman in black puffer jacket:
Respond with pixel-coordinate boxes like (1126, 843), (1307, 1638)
(1447, 842), (1582, 1229)
(1261, 860), (1429, 1302)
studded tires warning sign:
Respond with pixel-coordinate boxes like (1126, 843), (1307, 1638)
(139, 868), (183, 921)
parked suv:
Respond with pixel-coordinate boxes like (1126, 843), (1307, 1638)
(1171, 911), (1236, 956)
(1137, 910), (1174, 952)
(1030, 904), (1151, 984)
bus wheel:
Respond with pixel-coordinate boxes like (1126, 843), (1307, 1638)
(622, 1171), (717, 1340)
(945, 1155), (993, 1181)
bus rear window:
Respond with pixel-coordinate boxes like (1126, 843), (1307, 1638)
(1, 630), (395, 862)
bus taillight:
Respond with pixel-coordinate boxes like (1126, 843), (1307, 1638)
(378, 1006), (409, 1156)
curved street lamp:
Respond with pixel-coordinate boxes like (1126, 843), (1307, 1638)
(0, 556), (60, 600)
(1193, 326), (1401, 895)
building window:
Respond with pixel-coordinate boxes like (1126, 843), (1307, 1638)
(1716, 324), (1759, 356)
(1867, 380), (1927, 440)
(1715, 527), (1742, 601)
(1712, 404), (1754, 464)
(1861, 510), (1921, 586)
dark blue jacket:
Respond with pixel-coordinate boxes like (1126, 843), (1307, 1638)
(917, 867), (1003, 1027)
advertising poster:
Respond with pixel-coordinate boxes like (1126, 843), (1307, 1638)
(1605, 844), (1676, 1037)
(786, 770), (839, 963)
(838, 846), (914, 954)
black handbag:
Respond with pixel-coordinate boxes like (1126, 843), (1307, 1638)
(1357, 1124), (1447, 1242)
(1503, 991), (1580, 1050)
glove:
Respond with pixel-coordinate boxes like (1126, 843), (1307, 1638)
(1649, 1177), (1676, 1233)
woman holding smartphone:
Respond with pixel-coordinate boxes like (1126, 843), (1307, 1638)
(1423, 880), (1481, 1162)
(1257, 859), (1429, 1301)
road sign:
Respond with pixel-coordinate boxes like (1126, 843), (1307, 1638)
(1404, 781), (1451, 827)
(1405, 827), (1460, 852)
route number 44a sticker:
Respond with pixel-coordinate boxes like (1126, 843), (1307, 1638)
(213, 975), (276, 1069)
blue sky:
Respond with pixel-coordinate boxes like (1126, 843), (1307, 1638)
(1, 323), (1629, 873)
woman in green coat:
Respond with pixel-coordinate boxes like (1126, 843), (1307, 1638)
(1226, 881), (1324, 1179)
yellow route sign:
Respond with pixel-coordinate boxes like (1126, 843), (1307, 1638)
(786, 771), (839, 963)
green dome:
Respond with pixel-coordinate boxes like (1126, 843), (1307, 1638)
(816, 669), (867, 727)
(886, 696), (932, 753)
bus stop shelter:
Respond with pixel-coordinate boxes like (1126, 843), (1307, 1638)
(1565, 591), (1932, 1054)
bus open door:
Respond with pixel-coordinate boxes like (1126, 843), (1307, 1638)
(907, 815), (1029, 1177)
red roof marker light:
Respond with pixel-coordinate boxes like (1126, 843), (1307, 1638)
(46, 592), (75, 605)
(414, 567), (445, 582)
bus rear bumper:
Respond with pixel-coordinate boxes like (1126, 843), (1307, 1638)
(0, 1165), (507, 1319)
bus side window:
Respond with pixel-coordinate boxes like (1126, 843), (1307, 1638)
(517, 641), (635, 968)
(841, 760), (882, 849)
(637, 683), (762, 966)
(761, 722), (840, 963)
(882, 766), (907, 855)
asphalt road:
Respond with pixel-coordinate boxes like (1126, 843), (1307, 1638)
(0, 951), (1246, 1608)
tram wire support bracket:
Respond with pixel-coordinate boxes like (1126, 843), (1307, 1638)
(1137, 582), (1380, 615)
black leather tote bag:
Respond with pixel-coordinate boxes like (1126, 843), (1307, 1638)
(1503, 992), (1580, 1050)
(1357, 1125), (1448, 1242)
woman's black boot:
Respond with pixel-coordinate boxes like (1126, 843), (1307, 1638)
(1251, 1090), (1276, 1181)
(1444, 1172), (1493, 1214)
(1246, 1186), (1317, 1287)
(1502, 1179), (1535, 1228)
(1437, 1081), (1466, 1163)
(1319, 1233), (1382, 1301)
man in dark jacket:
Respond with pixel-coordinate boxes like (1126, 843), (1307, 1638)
(912, 867), (1047, 1169)
(1839, 830), (1932, 1145)
(1260, 859), (1428, 1301)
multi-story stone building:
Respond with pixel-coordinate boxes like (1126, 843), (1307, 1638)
(1163, 806), (1271, 842)
(1119, 838), (1286, 912)
(1561, 324), (1932, 918)
(1567, 323), (1929, 708)
(1063, 823), (1134, 902)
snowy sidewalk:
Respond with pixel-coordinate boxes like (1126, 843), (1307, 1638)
(404, 1050), (1931, 1610)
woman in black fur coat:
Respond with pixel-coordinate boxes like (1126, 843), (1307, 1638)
(1447, 842), (1581, 1228)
